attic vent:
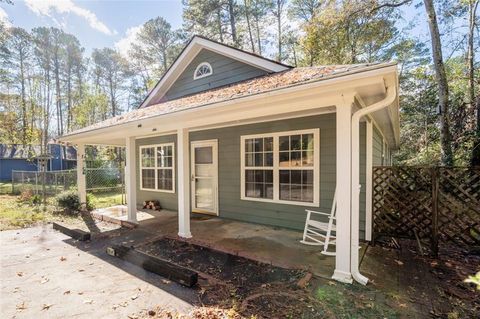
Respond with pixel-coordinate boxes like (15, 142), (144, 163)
(194, 62), (213, 80)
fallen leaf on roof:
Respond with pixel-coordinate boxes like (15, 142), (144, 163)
(42, 304), (53, 310)
(60, 256), (67, 261)
(64, 290), (71, 295)
(16, 272), (24, 277)
(16, 302), (27, 311)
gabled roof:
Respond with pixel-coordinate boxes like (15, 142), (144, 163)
(63, 62), (396, 138)
(139, 35), (291, 108)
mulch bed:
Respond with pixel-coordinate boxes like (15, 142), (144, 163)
(137, 237), (323, 318)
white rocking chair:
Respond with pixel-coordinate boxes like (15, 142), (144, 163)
(300, 191), (336, 256)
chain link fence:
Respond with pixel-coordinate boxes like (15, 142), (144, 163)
(11, 167), (125, 201)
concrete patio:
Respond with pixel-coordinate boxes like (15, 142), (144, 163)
(91, 206), (361, 278)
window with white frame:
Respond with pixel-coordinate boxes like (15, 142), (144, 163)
(140, 143), (175, 192)
(241, 129), (319, 206)
(193, 62), (213, 80)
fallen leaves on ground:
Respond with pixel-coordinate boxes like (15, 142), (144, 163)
(16, 272), (24, 277)
(83, 299), (94, 304)
(60, 256), (67, 261)
(63, 290), (71, 295)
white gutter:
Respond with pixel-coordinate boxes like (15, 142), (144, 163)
(350, 85), (397, 285)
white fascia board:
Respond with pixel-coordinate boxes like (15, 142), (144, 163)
(140, 37), (289, 108)
(61, 65), (396, 145)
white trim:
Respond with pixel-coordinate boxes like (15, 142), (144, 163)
(139, 143), (176, 193)
(240, 128), (320, 207)
(191, 139), (219, 215)
(125, 137), (137, 223)
(76, 143), (86, 205)
(177, 128), (192, 238)
(140, 36), (289, 108)
(365, 120), (373, 241)
(193, 62), (213, 80)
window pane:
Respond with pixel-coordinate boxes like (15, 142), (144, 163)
(280, 184), (290, 200)
(290, 185), (302, 201)
(291, 170), (301, 184)
(279, 136), (289, 151)
(254, 153), (263, 166)
(246, 170), (255, 183)
(142, 169), (155, 189)
(279, 152), (289, 167)
(265, 170), (273, 183)
(290, 135), (301, 150)
(157, 169), (173, 191)
(254, 138), (263, 152)
(302, 185), (314, 202)
(291, 151), (301, 167)
(246, 153), (254, 166)
(255, 170), (264, 183)
(280, 170), (290, 184)
(195, 146), (213, 164)
(264, 137), (273, 152)
(264, 152), (273, 167)
(302, 134), (314, 150)
(245, 139), (254, 153)
(302, 151), (314, 167)
(142, 147), (155, 167)
(265, 184), (274, 199)
(302, 170), (313, 185)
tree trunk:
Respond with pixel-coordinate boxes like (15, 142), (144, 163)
(276, 0), (282, 62)
(244, 0), (255, 52)
(54, 54), (63, 136)
(468, 1), (480, 166)
(217, 8), (224, 43)
(423, 0), (453, 166)
(19, 49), (27, 145)
(254, 13), (262, 55)
(228, 0), (237, 45)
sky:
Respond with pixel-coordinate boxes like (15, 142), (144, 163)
(0, 0), (185, 55)
(0, 0), (464, 59)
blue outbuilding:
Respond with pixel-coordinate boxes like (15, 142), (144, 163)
(0, 144), (77, 181)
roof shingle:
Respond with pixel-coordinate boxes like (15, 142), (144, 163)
(64, 63), (390, 137)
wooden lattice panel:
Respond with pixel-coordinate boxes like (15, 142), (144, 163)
(372, 166), (480, 253)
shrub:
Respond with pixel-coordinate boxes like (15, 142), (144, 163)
(30, 194), (42, 206)
(19, 189), (34, 202)
(55, 191), (95, 213)
(56, 191), (80, 213)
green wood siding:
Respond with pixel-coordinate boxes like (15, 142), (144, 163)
(373, 126), (383, 166)
(164, 49), (269, 101)
(135, 114), (368, 238)
(136, 134), (178, 211)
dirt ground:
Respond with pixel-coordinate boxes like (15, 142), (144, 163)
(1, 222), (478, 319)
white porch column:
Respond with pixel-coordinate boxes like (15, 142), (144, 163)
(125, 136), (137, 223)
(332, 97), (353, 284)
(365, 120), (373, 241)
(77, 143), (87, 205)
(177, 128), (192, 238)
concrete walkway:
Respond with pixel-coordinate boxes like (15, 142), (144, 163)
(0, 226), (195, 319)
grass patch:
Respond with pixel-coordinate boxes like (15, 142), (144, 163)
(315, 284), (400, 319)
(89, 191), (124, 208)
(0, 182), (13, 194)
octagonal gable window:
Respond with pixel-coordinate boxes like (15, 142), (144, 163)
(193, 62), (213, 80)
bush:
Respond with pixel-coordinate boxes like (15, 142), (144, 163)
(19, 189), (34, 202)
(56, 191), (95, 213)
(30, 194), (42, 206)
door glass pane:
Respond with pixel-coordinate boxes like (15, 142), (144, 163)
(195, 146), (212, 164)
(195, 178), (213, 210)
(195, 164), (213, 177)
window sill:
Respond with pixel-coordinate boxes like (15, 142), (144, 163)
(240, 196), (319, 207)
(139, 187), (176, 194)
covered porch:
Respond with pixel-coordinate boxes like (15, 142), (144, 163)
(60, 63), (399, 285)
(90, 205), (348, 278)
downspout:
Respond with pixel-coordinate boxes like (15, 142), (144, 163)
(351, 85), (396, 285)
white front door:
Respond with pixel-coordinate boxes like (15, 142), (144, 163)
(191, 140), (218, 215)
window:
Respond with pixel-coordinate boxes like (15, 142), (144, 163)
(140, 143), (175, 193)
(241, 129), (319, 206)
(193, 62), (213, 80)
